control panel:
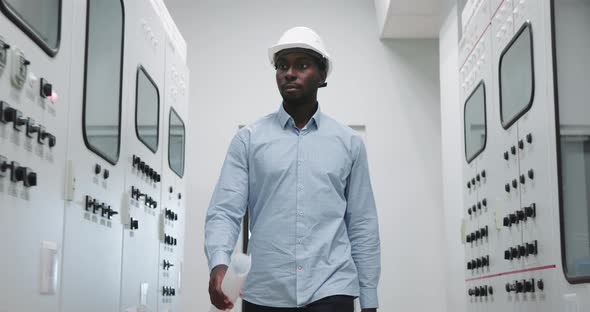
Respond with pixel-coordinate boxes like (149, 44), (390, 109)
(0, 0), (188, 312)
(460, 0), (590, 311)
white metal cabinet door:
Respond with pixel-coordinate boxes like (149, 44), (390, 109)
(119, 0), (167, 310)
(0, 1), (73, 311)
(60, 0), (128, 311)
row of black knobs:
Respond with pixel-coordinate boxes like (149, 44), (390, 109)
(0, 102), (56, 147)
(165, 208), (178, 221)
(164, 234), (177, 246)
(504, 169), (535, 192)
(467, 198), (488, 216)
(468, 285), (493, 297)
(162, 287), (176, 297)
(0, 158), (37, 187)
(467, 255), (490, 270)
(467, 170), (487, 190)
(503, 134), (533, 161)
(466, 226), (489, 243)
(503, 204), (536, 227)
(85, 195), (119, 219)
(505, 279), (544, 293)
(504, 240), (538, 260)
(132, 155), (161, 183)
(131, 186), (158, 208)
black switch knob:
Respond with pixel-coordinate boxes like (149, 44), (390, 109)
(481, 286), (488, 296)
(524, 280), (534, 293)
(467, 181), (471, 189)
(518, 140), (524, 150)
(526, 133), (533, 144)
(25, 118), (41, 138)
(40, 78), (52, 98)
(477, 202), (482, 210)
(505, 250), (512, 260)
(139, 161), (145, 171)
(101, 205), (110, 218)
(40, 131), (56, 147)
(525, 204), (536, 218)
(528, 169), (534, 180)
(468, 208), (472, 215)
(472, 178), (476, 185)
(511, 146), (516, 155)
(178, 193), (182, 200)
(503, 217), (511, 227)
(466, 235), (472, 243)
(481, 226), (488, 238)
(476, 258), (482, 268)
(107, 208), (118, 220)
(93, 202), (103, 214)
(472, 204), (476, 212)
(520, 174), (526, 184)
(169, 186), (174, 193)
(470, 233), (476, 242)
(481, 170), (486, 178)
(85, 196), (94, 211)
(482, 198), (487, 207)
(505, 183), (511, 192)
(488, 286), (493, 295)
(130, 218), (139, 230)
(475, 287), (481, 297)
(512, 179), (518, 189)
(174, 213), (178, 221)
(476, 174), (481, 182)
(515, 281), (524, 293)
(467, 262), (472, 270)
(468, 288), (474, 296)
(537, 279), (544, 290)
(4, 107), (26, 131)
(133, 155), (141, 167)
(518, 245), (526, 258)
(504, 151), (509, 160)
(527, 240), (538, 255)
(103, 169), (109, 180)
(517, 210), (525, 221)
(14, 166), (29, 184)
(475, 230), (481, 240)
(155, 173), (161, 183)
(511, 247), (519, 259)
(510, 213), (517, 224)
(482, 255), (489, 267)
(505, 283), (512, 293)
(95, 164), (102, 175)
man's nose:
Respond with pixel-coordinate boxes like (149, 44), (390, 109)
(284, 67), (296, 80)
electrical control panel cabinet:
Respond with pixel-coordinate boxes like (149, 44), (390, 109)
(158, 31), (188, 312)
(461, 0), (590, 311)
(118, 0), (167, 310)
(59, 0), (128, 311)
(0, 1), (74, 311)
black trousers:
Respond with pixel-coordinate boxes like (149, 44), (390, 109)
(243, 295), (355, 312)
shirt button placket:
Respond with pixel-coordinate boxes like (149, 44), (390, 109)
(296, 133), (304, 303)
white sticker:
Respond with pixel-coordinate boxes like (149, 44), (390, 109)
(140, 282), (149, 305)
(40, 241), (59, 295)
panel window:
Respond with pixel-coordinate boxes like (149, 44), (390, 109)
(83, 0), (124, 164)
(499, 22), (535, 129)
(464, 82), (487, 163)
(0, 0), (61, 56)
(169, 108), (185, 178)
(136, 67), (160, 153)
(553, 0), (590, 282)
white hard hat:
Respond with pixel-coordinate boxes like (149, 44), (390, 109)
(268, 26), (332, 76)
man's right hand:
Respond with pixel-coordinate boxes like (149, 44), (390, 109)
(209, 265), (234, 310)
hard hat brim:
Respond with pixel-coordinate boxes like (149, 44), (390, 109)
(268, 43), (332, 76)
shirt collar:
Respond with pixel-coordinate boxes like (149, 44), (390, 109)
(277, 103), (322, 129)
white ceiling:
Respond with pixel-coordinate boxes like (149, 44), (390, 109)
(378, 0), (455, 38)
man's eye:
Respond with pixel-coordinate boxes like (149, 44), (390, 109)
(297, 63), (309, 70)
(278, 64), (289, 71)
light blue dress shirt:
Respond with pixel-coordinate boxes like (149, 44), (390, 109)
(205, 104), (381, 309)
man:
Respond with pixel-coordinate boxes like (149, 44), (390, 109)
(205, 26), (381, 312)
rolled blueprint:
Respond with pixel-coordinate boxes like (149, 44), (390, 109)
(209, 254), (252, 312)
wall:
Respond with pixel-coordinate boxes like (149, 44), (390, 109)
(163, 0), (446, 310)
(438, 5), (467, 312)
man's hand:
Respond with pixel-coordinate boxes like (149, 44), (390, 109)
(361, 309), (377, 312)
(209, 265), (234, 310)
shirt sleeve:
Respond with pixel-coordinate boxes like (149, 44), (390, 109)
(344, 137), (381, 309)
(204, 131), (249, 272)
